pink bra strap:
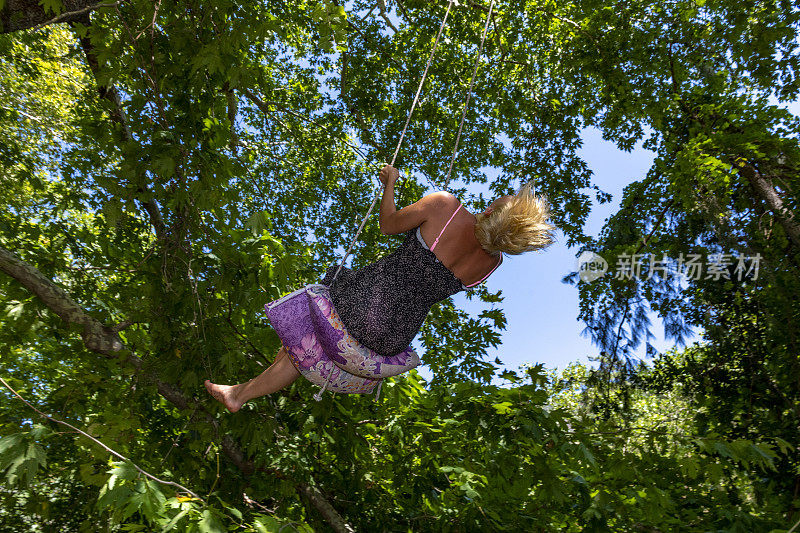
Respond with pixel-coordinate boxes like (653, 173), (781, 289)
(466, 255), (503, 288)
(430, 204), (462, 251)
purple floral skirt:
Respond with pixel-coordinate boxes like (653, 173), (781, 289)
(264, 283), (419, 396)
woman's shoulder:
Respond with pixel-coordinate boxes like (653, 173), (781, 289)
(421, 190), (460, 212)
(422, 190), (458, 203)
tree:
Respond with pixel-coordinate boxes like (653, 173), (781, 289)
(0, 0), (798, 530)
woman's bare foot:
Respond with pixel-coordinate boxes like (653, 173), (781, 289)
(204, 380), (244, 413)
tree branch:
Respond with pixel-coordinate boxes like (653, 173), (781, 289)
(376, 0), (398, 33)
(242, 89), (374, 161)
(0, 246), (122, 354)
(226, 85), (239, 155)
(296, 483), (357, 533)
(394, 0), (409, 21)
(30, 1), (121, 32)
(0, 244), (252, 470)
(0, 376), (202, 500)
(0, 244), (357, 532)
(737, 161), (800, 249)
(1, 0), (104, 33)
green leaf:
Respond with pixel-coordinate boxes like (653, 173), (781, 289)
(161, 509), (189, 532)
(579, 444), (597, 468)
(775, 437), (794, 455)
(109, 461), (140, 481)
(198, 509), (225, 533)
(253, 515), (281, 532)
(492, 401), (514, 414)
(40, 0), (63, 15)
(0, 434), (23, 455)
(498, 370), (520, 382)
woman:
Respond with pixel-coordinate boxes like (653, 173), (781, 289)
(205, 164), (555, 412)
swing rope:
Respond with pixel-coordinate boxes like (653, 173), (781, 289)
(389, 0), (455, 168)
(331, 0), (494, 284)
(444, 0), (495, 190)
(332, 0), (455, 283)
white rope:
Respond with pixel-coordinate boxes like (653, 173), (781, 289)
(332, 0), (455, 283)
(314, 371), (333, 401)
(330, 0), (494, 283)
(331, 183), (383, 282)
(390, 0), (455, 167)
(443, 0), (495, 190)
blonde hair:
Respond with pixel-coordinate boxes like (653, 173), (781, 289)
(474, 182), (556, 256)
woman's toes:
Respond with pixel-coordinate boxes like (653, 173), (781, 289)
(204, 381), (241, 413)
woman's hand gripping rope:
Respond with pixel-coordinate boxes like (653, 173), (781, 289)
(379, 164), (399, 188)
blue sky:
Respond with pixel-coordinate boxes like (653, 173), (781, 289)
(329, 2), (800, 384)
(411, 96), (799, 382)
(411, 126), (670, 381)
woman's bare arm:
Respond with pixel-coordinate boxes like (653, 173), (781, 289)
(378, 165), (452, 235)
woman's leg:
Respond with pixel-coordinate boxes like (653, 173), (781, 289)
(205, 346), (300, 413)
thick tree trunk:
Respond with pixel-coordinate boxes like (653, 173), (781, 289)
(1, 0), (106, 33)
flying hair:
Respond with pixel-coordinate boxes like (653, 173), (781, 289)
(473, 182), (557, 256)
